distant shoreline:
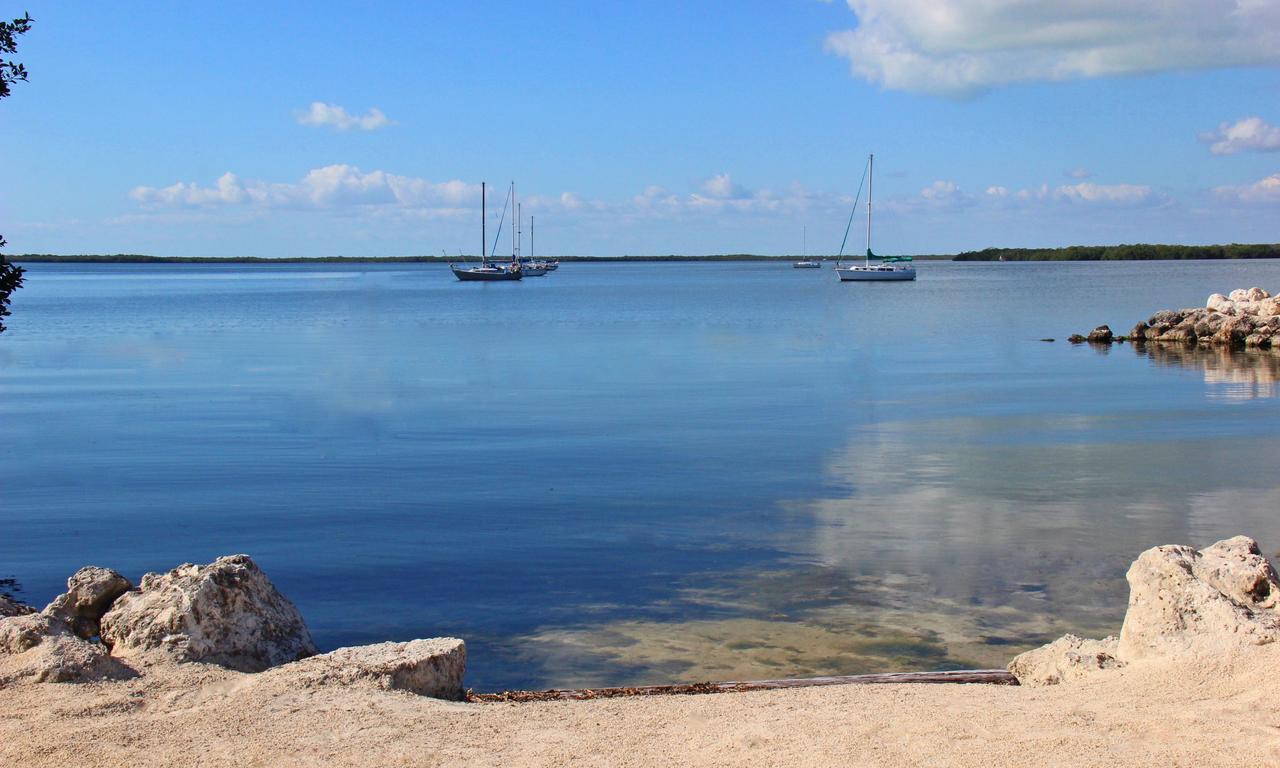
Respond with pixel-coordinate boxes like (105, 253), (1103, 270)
(9, 254), (953, 264)
(9, 243), (1280, 263)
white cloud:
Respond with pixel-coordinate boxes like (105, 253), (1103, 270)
(1199, 117), (1280, 155)
(1053, 182), (1153, 204)
(920, 180), (959, 200)
(985, 186), (1008, 197)
(700, 173), (750, 199)
(130, 172), (248, 206)
(132, 165), (477, 212)
(1067, 168), (1093, 179)
(1214, 173), (1280, 204)
(297, 102), (393, 131)
(825, 1), (1280, 97)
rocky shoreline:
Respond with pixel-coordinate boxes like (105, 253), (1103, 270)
(1070, 286), (1280, 348)
(0, 554), (466, 698)
(4, 538), (1280, 766)
(5, 534), (1279, 697)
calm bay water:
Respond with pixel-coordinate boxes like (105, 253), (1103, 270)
(3, 259), (1279, 690)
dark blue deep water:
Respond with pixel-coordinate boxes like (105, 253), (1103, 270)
(3, 260), (1280, 689)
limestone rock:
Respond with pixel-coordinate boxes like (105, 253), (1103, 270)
(43, 566), (132, 640)
(1117, 536), (1280, 662)
(1206, 293), (1232, 313)
(0, 612), (56, 654)
(1211, 318), (1250, 346)
(0, 595), (33, 618)
(1159, 327), (1196, 344)
(1007, 634), (1121, 687)
(0, 613), (127, 683)
(0, 632), (122, 683)
(100, 555), (316, 672)
(261, 638), (467, 700)
(1086, 325), (1113, 343)
(1102, 288), (1278, 348)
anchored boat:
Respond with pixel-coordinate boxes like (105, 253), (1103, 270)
(834, 154), (916, 282)
(451, 181), (522, 282)
(793, 225), (821, 268)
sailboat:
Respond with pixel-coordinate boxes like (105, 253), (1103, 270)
(793, 225), (821, 268)
(834, 154), (916, 282)
(451, 182), (522, 281)
(523, 215), (559, 272)
(517, 203), (548, 277)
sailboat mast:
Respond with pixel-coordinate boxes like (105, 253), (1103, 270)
(518, 203), (522, 261)
(511, 182), (517, 261)
(866, 154), (873, 266)
(481, 182), (486, 265)
(531, 216), (534, 259)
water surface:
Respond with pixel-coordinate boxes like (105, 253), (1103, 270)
(3, 260), (1279, 689)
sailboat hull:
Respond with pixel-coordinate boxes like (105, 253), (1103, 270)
(451, 265), (523, 281)
(835, 266), (916, 281)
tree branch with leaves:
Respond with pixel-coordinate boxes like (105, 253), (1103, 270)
(0, 12), (33, 333)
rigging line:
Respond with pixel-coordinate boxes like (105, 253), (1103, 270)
(837, 158), (870, 259)
(489, 184), (512, 259)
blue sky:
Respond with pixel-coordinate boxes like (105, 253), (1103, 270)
(2, 1), (1279, 256)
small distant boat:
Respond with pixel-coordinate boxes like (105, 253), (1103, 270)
(452, 182), (522, 282)
(793, 226), (821, 268)
(518, 212), (549, 276)
(834, 154), (916, 282)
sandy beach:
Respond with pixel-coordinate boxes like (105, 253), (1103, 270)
(2, 643), (1276, 767)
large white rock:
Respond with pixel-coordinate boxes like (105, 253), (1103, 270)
(1118, 536), (1280, 661)
(1206, 293), (1234, 314)
(100, 555), (316, 672)
(1009, 536), (1280, 685)
(1007, 634), (1121, 687)
(260, 638), (467, 700)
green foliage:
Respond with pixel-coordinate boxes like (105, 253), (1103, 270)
(0, 236), (24, 334)
(0, 12), (32, 334)
(952, 244), (1280, 261)
(0, 12), (32, 100)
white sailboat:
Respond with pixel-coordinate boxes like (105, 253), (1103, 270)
(834, 154), (916, 282)
(516, 201), (548, 277)
(793, 225), (821, 268)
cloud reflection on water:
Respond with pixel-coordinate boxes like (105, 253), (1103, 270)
(516, 401), (1280, 688)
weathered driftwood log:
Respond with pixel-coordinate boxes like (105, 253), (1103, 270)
(468, 669), (1018, 702)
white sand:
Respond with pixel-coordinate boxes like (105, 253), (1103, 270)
(3, 645), (1277, 767)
